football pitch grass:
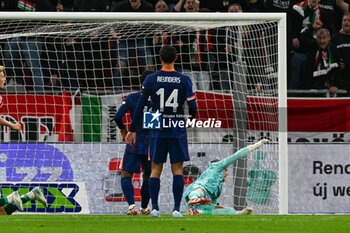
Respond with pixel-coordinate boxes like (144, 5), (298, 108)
(2, 215), (350, 233)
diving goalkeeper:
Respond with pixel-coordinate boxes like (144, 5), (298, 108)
(184, 139), (269, 215)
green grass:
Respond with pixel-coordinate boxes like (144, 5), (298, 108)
(1, 215), (350, 233)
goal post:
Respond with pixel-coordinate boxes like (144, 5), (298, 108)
(0, 12), (287, 214)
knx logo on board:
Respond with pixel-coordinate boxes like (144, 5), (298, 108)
(0, 183), (83, 213)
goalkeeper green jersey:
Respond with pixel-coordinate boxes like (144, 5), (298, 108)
(184, 147), (250, 210)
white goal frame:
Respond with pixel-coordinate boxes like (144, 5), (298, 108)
(0, 12), (288, 214)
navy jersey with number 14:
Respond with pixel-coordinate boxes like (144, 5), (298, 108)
(131, 69), (196, 139)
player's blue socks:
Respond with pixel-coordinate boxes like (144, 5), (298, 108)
(149, 177), (160, 211)
(121, 177), (135, 206)
(141, 179), (150, 209)
(172, 175), (184, 212)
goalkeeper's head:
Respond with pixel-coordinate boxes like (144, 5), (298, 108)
(210, 159), (228, 181)
(159, 45), (177, 64)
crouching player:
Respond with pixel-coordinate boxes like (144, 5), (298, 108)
(0, 187), (48, 215)
(184, 139), (269, 215)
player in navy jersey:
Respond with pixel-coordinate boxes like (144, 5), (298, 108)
(114, 70), (154, 215)
(126, 45), (197, 218)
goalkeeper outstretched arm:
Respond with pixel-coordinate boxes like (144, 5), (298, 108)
(216, 139), (270, 170)
(185, 139), (269, 215)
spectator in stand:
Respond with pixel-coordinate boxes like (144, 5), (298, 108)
(173, 0), (211, 91)
(155, 0), (169, 11)
(0, 0), (64, 11)
(199, 0), (226, 11)
(336, 0), (350, 13)
(288, 0), (326, 89)
(173, 0), (199, 12)
(228, 3), (243, 12)
(0, 0), (16, 10)
(333, 0), (350, 33)
(112, 0), (154, 90)
(318, 0), (338, 34)
(152, 1), (173, 70)
(4, 0), (63, 92)
(210, 3), (242, 91)
(112, 0), (153, 12)
(332, 13), (350, 94)
(152, 0), (173, 69)
(152, 29), (175, 70)
(72, 0), (108, 11)
(174, 0), (236, 12)
(301, 27), (341, 95)
(265, 0), (293, 12)
(164, 0), (178, 11)
(69, 2), (112, 92)
(245, 0), (265, 12)
(41, 36), (80, 92)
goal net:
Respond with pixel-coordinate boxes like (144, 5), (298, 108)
(0, 12), (287, 214)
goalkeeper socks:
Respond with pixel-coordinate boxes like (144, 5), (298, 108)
(201, 208), (236, 215)
(4, 204), (18, 215)
(21, 194), (31, 203)
(149, 177), (160, 211)
(0, 197), (8, 207)
(140, 179), (150, 209)
(172, 175), (184, 212)
(4, 195), (30, 215)
(211, 208), (236, 215)
(121, 177), (135, 206)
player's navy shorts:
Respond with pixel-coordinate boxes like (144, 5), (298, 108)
(149, 137), (190, 164)
(120, 151), (151, 175)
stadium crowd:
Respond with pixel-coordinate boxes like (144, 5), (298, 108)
(0, 0), (349, 96)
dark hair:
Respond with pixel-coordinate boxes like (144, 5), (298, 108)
(342, 12), (350, 21)
(140, 69), (155, 83)
(228, 3), (242, 12)
(159, 45), (177, 63)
